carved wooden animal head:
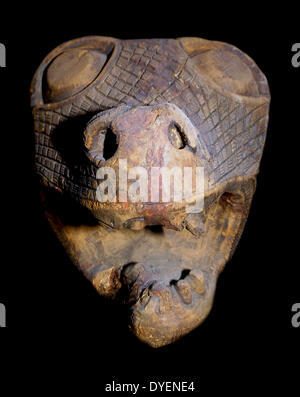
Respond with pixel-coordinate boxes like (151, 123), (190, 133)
(31, 36), (270, 347)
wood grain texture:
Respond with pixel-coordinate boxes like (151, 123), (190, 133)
(31, 36), (270, 347)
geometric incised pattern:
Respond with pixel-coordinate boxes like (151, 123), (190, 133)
(33, 38), (269, 201)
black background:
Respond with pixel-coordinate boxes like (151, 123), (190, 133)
(0, 4), (299, 393)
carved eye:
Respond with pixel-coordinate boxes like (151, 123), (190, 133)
(168, 123), (187, 149)
(85, 125), (118, 164)
(43, 48), (108, 103)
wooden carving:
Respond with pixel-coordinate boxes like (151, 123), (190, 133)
(31, 36), (270, 347)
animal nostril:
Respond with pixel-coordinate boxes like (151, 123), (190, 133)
(103, 127), (118, 160)
(168, 123), (187, 149)
(87, 126), (118, 163)
(220, 192), (243, 205)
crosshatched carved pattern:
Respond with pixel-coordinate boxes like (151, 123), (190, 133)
(31, 36), (270, 348)
(33, 38), (269, 200)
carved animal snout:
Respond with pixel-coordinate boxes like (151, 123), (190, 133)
(84, 103), (201, 169)
(32, 35), (270, 348)
(83, 103), (206, 229)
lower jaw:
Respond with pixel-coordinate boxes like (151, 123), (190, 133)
(112, 260), (218, 348)
(44, 201), (230, 347)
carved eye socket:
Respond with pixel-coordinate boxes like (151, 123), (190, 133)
(168, 123), (187, 149)
(85, 126), (118, 164)
(43, 48), (108, 103)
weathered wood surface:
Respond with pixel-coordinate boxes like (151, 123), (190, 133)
(31, 36), (270, 347)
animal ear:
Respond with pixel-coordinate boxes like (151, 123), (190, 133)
(30, 36), (119, 106)
(178, 37), (269, 99)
